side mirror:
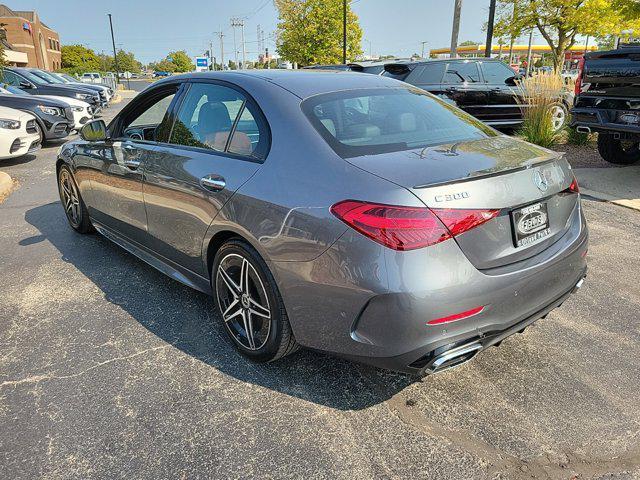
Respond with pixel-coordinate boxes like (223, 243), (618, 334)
(505, 75), (521, 86)
(19, 80), (33, 89)
(80, 119), (108, 142)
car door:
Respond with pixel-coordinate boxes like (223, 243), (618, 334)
(405, 62), (447, 98)
(441, 60), (488, 121)
(142, 80), (268, 276)
(86, 83), (181, 244)
(479, 60), (522, 125)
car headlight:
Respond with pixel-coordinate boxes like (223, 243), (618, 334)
(71, 106), (84, 112)
(37, 105), (64, 116)
(0, 118), (20, 129)
(75, 93), (92, 100)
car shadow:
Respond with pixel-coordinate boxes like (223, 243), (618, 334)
(1, 153), (38, 167)
(24, 202), (415, 410)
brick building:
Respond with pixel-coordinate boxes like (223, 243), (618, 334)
(0, 5), (61, 70)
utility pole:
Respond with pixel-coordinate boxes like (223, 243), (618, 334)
(342, 0), (347, 63)
(217, 31), (224, 70)
(231, 18), (245, 69)
(210, 41), (214, 70)
(231, 19), (239, 69)
(240, 20), (246, 70)
(485, 0), (497, 57)
(450, 0), (462, 58)
(107, 13), (119, 84)
(421, 41), (428, 58)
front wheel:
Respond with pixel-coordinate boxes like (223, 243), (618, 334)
(57, 165), (94, 233)
(597, 134), (640, 165)
(213, 240), (298, 363)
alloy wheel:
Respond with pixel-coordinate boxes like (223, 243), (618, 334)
(216, 253), (272, 351)
(59, 169), (81, 226)
(550, 104), (567, 132)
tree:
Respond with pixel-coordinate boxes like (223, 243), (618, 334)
(61, 44), (101, 73)
(459, 40), (480, 46)
(0, 24), (7, 71)
(494, 0), (640, 71)
(96, 53), (113, 72)
(112, 49), (141, 73)
(275, 0), (363, 66)
(167, 50), (193, 72)
(151, 59), (176, 73)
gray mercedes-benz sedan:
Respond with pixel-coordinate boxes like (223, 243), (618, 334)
(56, 70), (588, 375)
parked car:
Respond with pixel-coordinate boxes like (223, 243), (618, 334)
(0, 86), (93, 131)
(0, 106), (41, 159)
(33, 70), (111, 106)
(153, 71), (171, 77)
(2, 67), (101, 109)
(0, 90), (73, 142)
(571, 46), (640, 164)
(81, 72), (103, 84)
(382, 58), (570, 131)
(57, 71), (587, 375)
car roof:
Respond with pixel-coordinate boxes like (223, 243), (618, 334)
(153, 69), (406, 99)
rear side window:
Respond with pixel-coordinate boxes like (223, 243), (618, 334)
(481, 61), (517, 84)
(302, 88), (496, 158)
(444, 61), (480, 84)
(412, 63), (446, 84)
(169, 82), (268, 159)
(382, 65), (411, 81)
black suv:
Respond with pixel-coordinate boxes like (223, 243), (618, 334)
(383, 58), (524, 129)
(2, 67), (101, 107)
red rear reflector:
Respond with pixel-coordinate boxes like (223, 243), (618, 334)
(427, 305), (485, 325)
(574, 57), (585, 96)
(431, 208), (500, 236)
(330, 200), (451, 251)
(331, 200), (500, 251)
(569, 177), (579, 193)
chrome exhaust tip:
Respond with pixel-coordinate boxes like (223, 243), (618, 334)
(572, 276), (586, 293)
(576, 126), (591, 134)
(426, 342), (483, 374)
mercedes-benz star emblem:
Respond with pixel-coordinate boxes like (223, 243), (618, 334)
(533, 170), (549, 192)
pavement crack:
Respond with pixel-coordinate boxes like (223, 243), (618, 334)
(0, 345), (170, 390)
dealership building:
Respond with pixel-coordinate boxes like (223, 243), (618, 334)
(0, 4), (61, 70)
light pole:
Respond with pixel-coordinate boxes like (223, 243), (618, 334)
(107, 14), (119, 84)
(450, 0), (463, 58)
(485, 0), (497, 57)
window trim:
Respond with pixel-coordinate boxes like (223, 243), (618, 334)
(164, 78), (271, 163)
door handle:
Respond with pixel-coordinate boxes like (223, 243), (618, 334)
(123, 159), (141, 169)
(200, 174), (226, 191)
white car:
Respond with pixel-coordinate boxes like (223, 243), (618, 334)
(0, 106), (40, 160)
(0, 86), (94, 131)
(53, 73), (113, 103)
(81, 72), (103, 84)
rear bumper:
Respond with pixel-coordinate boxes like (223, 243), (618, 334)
(570, 107), (640, 139)
(273, 199), (588, 374)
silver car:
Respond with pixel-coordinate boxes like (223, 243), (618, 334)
(56, 71), (588, 375)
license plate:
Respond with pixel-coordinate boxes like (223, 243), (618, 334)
(511, 202), (550, 248)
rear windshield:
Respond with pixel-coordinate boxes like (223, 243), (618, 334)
(302, 87), (496, 158)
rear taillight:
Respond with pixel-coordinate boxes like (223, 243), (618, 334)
(330, 200), (499, 251)
(574, 57), (585, 96)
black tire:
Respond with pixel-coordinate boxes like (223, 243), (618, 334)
(34, 121), (44, 145)
(57, 165), (94, 234)
(212, 239), (298, 363)
(597, 134), (640, 165)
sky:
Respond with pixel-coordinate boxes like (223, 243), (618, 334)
(17, 0), (582, 65)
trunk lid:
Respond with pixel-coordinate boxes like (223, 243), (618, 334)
(346, 136), (578, 269)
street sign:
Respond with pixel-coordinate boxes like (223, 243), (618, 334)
(195, 56), (209, 72)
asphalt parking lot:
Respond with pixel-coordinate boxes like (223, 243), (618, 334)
(1, 100), (639, 479)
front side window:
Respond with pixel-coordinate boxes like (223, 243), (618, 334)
(303, 87), (496, 158)
(443, 61), (480, 84)
(481, 61), (517, 84)
(169, 82), (267, 159)
(414, 63), (446, 84)
(120, 86), (178, 141)
(2, 70), (22, 86)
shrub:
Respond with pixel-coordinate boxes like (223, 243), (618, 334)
(516, 73), (565, 148)
(566, 127), (592, 146)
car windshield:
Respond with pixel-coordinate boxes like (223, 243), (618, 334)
(59, 74), (76, 83)
(17, 69), (48, 85)
(33, 70), (64, 84)
(302, 87), (496, 158)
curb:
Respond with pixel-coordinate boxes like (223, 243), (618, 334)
(0, 171), (13, 201)
(581, 187), (640, 212)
